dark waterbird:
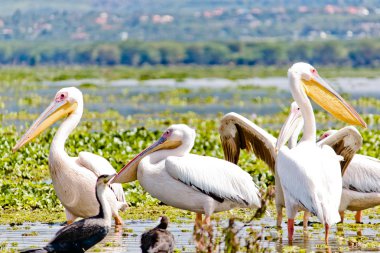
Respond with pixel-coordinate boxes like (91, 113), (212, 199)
(141, 216), (175, 253)
(20, 174), (115, 253)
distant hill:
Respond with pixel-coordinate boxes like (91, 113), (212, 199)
(1, 0), (380, 41)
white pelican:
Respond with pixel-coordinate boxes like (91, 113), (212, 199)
(219, 103), (362, 229)
(276, 62), (366, 243)
(219, 102), (303, 227)
(13, 87), (127, 225)
(112, 124), (261, 225)
(319, 130), (380, 223)
(278, 108), (362, 228)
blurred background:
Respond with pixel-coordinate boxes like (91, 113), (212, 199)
(0, 0), (380, 66)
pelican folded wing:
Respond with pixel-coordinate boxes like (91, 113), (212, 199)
(165, 154), (261, 208)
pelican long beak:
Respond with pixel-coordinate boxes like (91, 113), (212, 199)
(12, 100), (78, 152)
(302, 75), (366, 127)
(276, 107), (303, 151)
(112, 135), (181, 184)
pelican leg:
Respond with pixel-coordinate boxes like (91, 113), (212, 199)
(194, 213), (207, 252)
(325, 223), (330, 244)
(114, 215), (123, 226)
(276, 207), (283, 228)
(195, 213), (202, 228)
(355, 211), (362, 224)
(339, 211), (345, 223)
(287, 219), (294, 243)
(65, 209), (77, 225)
(203, 215), (211, 225)
(303, 211), (310, 230)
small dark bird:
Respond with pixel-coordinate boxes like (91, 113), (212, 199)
(141, 216), (175, 253)
(20, 174), (115, 253)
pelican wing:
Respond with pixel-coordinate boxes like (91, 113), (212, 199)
(277, 143), (342, 225)
(343, 154), (380, 193)
(219, 112), (277, 172)
(77, 152), (125, 203)
(317, 126), (362, 175)
(165, 154), (261, 207)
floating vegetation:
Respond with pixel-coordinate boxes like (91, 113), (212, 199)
(0, 68), (379, 252)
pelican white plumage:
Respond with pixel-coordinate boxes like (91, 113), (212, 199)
(219, 102), (303, 227)
(319, 130), (380, 223)
(276, 62), (366, 244)
(278, 108), (362, 228)
(220, 103), (363, 229)
(112, 124), (261, 225)
(13, 87), (127, 225)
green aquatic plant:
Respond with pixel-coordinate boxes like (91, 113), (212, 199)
(1, 119), (379, 212)
(0, 67), (380, 252)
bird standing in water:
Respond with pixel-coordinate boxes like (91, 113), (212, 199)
(13, 87), (127, 225)
(112, 124), (261, 226)
(20, 174), (115, 253)
(276, 62), (366, 243)
(141, 216), (175, 253)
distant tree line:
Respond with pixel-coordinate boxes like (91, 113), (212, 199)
(0, 40), (379, 67)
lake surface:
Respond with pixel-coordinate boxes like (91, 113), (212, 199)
(1, 77), (380, 126)
(7, 210), (380, 252)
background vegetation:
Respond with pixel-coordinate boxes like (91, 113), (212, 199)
(0, 39), (380, 67)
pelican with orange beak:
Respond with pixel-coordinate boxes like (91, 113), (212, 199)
(275, 62), (366, 244)
(112, 124), (261, 225)
(13, 87), (127, 225)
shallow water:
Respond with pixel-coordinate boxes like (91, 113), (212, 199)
(44, 77), (380, 96)
(2, 77), (380, 125)
(7, 211), (380, 252)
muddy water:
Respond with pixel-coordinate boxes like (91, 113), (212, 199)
(7, 213), (380, 252)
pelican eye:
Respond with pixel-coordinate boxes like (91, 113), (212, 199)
(56, 92), (68, 102)
(163, 129), (173, 138)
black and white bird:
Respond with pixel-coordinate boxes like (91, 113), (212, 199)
(141, 216), (175, 253)
(20, 174), (114, 253)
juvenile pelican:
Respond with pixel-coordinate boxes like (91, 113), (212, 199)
(276, 62), (366, 243)
(112, 124), (261, 225)
(141, 216), (175, 253)
(13, 87), (127, 225)
(20, 174), (114, 253)
(319, 130), (380, 223)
